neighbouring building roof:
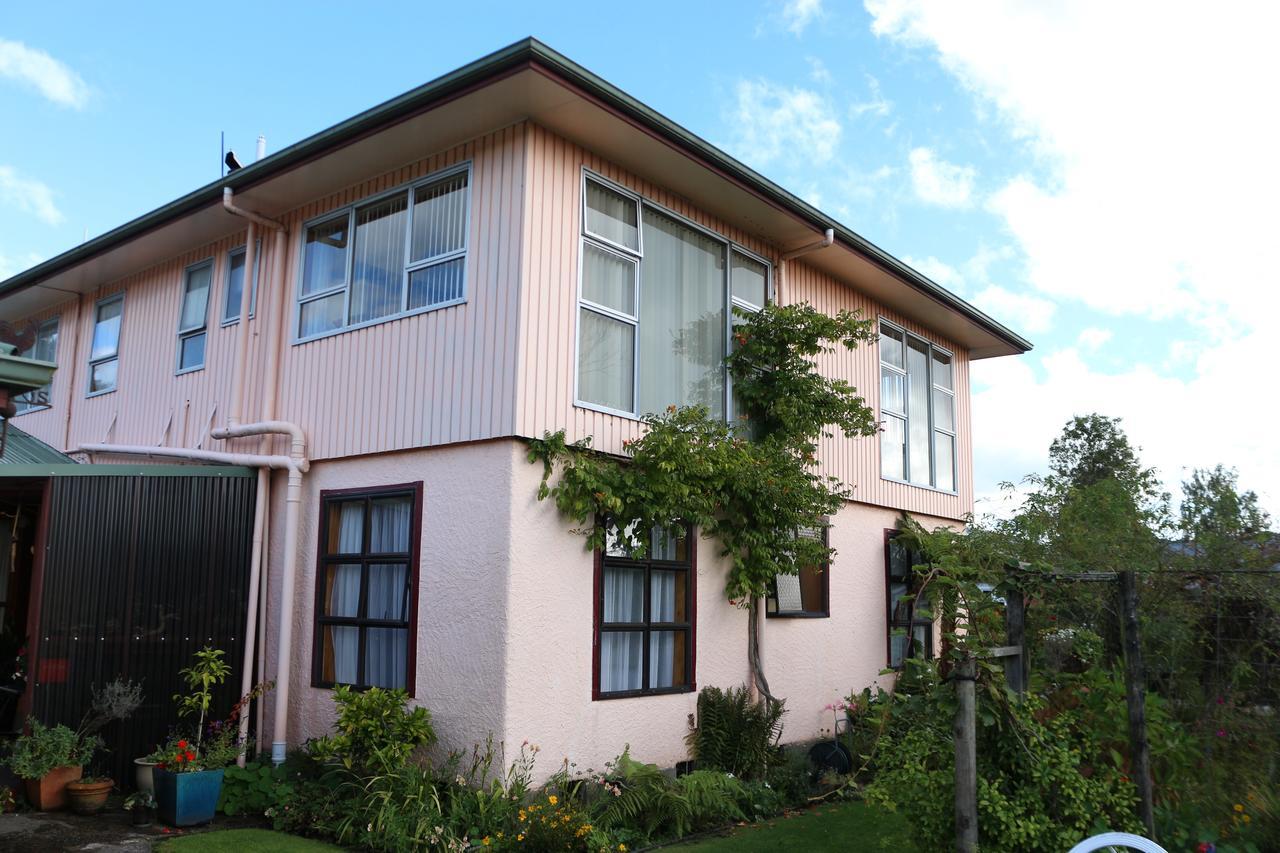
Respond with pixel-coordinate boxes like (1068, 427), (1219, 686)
(1, 422), (76, 465)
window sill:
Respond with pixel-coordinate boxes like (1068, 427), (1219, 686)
(10, 405), (51, 418)
(594, 684), (695, 701)
(85, 387), (118, 399)
(879, 475), (959, 497)
(175, 365), (204, 377)
(574, 399), (642, 422)
(220, 314), (255, 328)
(766, 611), (830, 619)
(293, 297), (466, 346)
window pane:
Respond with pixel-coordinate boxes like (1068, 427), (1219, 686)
(600, 631), (643, 692)
(89, 359), (117, 393)
(887, 540), (913, 582)
(348, 193), (408, 325)
(602, 566), (645, 623)
(178, 333), (205, 371)
(650, 526), (687, 562)
(880, 324), (904, 370)
(934, 432), (955, 492)
(411, 172), (468, 262)
(650, 569), (687, 622)
(731, 251), (767, 308)
(224, 249), (257, 321)
(578, 309), (634, 412)
(369, 495), (412, 553)
(881, 414), (906, 480)
(180, 264), (211, 331)
(932, 350), (953, 391)
(365, 627), (407, 689)
(648, 630), (686, 688)
(585, 179), (638, 250)
(906, 337), (931, 486)
(299, 293), (345, 338)
(933, 388), (954, 433)
(889, 630), (909, 668)
(326, 501), (364, 555)
(582, 243), (636, 315)
(323, 564), (362, 617)
(321, 625), (359, 684)
(302, 216), (350, 296)
(408, 258), (465, 309)
(92, 299), (122, 360)
(881, 368), (904, 414)
(638, 210), (726, 418)
(775, 572), (804, 612)
(368, 564), (409, 621)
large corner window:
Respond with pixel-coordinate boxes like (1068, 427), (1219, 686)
(177, 260), (212, 373)
(596, 523), (695, 699)
(222, 242), (260, 324)
(576, 172), (769, 419)
(13, 317), (58, 414)
(313, 484), (420, 691)
(297, 164), (470, 340)
(879, 320), (955, 491)
(766, 525), (830, 618)
(886, 532), (932, 668)
(87, 294), (124, 396)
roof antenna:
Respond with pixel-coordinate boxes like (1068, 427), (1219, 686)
(256, 135), (266, 161)
(221, 130), (225, 178)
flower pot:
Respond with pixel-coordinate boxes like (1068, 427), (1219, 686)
(130, 803), (157, 826)
(133, 758), (157, 793)
(66, 779), (113, 815)
(23, 765), (82, 811)
(154, 767), (224, 827)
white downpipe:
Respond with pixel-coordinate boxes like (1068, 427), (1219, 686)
(211, 421), (308, 470)
(77, 443), (301, 472)
(776, 228), (834, 304)
(272, 468), (303, 765)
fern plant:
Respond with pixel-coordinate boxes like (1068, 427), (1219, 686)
(687, 685), (785, 780)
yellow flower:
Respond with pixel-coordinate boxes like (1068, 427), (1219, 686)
(517, 834), (525, 841)
(619, 846), (628, 852)
(548, 795), (558, 805)
(481, 838), (491, 848)
(1243, 814), (1252, 824)
(518, 810), (527, 821)
(1235, 803), (1245, 812)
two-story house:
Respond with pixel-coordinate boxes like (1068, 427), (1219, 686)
(0, 39), (1029, 776)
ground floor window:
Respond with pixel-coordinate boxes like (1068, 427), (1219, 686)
(885, 531), (932, 668)
(766, 524), (830, 617)
(312, 483), (421, 691)
(595, 523), (695, 699)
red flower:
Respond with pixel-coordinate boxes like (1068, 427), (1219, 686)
(177, 739), (188, 748)
(175, 753), (185, 763)
(186, 751), (196, 761)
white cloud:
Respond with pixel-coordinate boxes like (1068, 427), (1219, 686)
(725, 80), (842, 168)
(806, 57), (831, 84)
(908, 146), (975, 207)
(850, 74), (892, 119)
(973, 285), (1055, 334)
(0, 250), (42, 280)
(0, 165), (62, 225)
(782, 0), (824, 35)
(1077, 327), (1113, 351)
(902, 254), (962, 290)
(0, 38), (89, 108)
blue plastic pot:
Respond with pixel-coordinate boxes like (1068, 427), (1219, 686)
(153, 767), (224, 826)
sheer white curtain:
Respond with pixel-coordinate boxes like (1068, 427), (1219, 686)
(648, 570), (676, 688)
(601, 566), (644, 692)
(328, 504), (364, 684)
(365, 498), (411, 689)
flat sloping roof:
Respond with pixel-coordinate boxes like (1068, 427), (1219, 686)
(1, 423), (76, 465)
(0, 38), (1031, 358)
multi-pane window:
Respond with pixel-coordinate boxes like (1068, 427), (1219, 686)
(596, 523), (694, 698)
(879, 320), (956, 491)
(177, 260), (212, 373)
(222, 242), (259, 324)
(297, 165), (470, 340)
(766, 525), (830, 618)
(576, 172), (769, 419)
(87, 294), (124, 395)
(12, 317), (58, 413)
(313, 485), (420, 691)
(886, 533), (933, 668)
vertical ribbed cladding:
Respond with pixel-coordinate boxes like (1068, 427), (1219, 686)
(32, 471), (255, 785)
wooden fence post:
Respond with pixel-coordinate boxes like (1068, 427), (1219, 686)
(1005, 587), (1028, 696)
(954, 653), (978, 852)
(1119, 570), (1155, 837)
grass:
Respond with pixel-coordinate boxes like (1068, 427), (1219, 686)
(670, 800), (915, 851)
(154, 828), (340, 852)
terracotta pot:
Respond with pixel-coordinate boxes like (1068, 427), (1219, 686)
(23, 765), (83, 811)
(66, 778), (113, 815)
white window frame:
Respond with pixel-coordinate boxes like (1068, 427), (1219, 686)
(293, 161), (472, 344)
(878, 318), (957, 494)
(12, 316), (59, 415)
(86, 293), (124, 397)
(176, 258), (213, 375)
(573, 169), (772, 420)
(221, 241), (261, 326)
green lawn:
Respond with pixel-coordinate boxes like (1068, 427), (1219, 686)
(154, 828), (340, 852)
(671, 800), (916, 851)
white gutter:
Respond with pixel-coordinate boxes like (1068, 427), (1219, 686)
(776, 228), (834, 304)
(78, 444), (301, 472)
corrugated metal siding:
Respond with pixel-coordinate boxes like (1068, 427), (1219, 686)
(32, 472), (255, 785)
(0, 424), (75, 465)
(514, 123), (973, 520)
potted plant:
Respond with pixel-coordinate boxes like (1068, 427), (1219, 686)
(65, 776), (114, 815)
(134, 753), (158, 794)
(66, 679), (144, 816)
(124, 790), (157, 826)
(2, 719), (95, 810)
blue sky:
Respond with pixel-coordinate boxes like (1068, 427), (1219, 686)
(2, 1), (1275, 518)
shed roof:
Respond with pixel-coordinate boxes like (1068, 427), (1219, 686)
(1, 423), (76, 465)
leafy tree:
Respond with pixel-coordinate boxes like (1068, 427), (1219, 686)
(1178, 465), (1273, 571)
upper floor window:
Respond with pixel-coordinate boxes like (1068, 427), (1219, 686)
(296, 164), (470, 341)
(177, 260), (212, 373)
(576, 172), (769, 419)
(879, 320), (955, 492)
(766, 525), (829, 618)
(12, 317), (58, 414)
(87, 294), (123, 396)
(222, 242), (260, 325)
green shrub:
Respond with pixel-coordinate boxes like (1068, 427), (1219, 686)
(687, 685), (785, 780)
(763, 746), (814, 807)
(219, 760), (293, 817)
(673, 769), (749, 828)
(3, 719), (97, 779)
(309, 685), (436, 773)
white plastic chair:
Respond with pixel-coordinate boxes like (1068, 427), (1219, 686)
(1067, 831), (1168, 853)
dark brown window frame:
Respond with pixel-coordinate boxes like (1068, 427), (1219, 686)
(311, 482), (423, 694)
(884, 529), (933, 669)
(592, 522), (697, 701)
(766, 524), (831, 619)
